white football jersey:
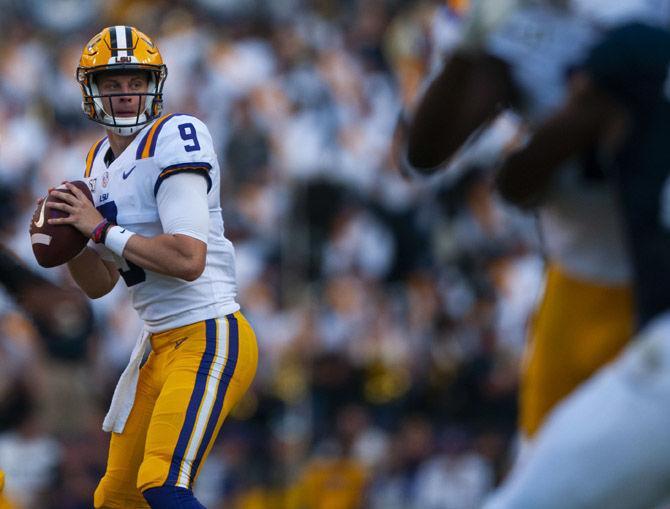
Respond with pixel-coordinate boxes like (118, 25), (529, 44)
(484, 2), (596, 123)
(83, 113), (239, 332)
(480, 2), (631, 283)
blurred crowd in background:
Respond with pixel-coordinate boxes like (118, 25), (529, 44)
(0, 0), (544, 507)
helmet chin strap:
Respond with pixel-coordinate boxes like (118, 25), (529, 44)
(97, 105), (150, 135)
(106, 123), (146, 137)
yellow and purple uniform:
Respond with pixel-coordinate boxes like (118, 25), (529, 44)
(95, 315), (257, 507)
(74, 25), (258, 508)
(84, 112), (259, 507)
(83, 111), (257, 508)
(85, 111), (258, 507)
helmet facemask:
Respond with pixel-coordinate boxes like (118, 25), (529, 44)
(78, 65), (167, 136)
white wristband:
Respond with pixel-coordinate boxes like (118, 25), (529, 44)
(104, 226), (135, 257)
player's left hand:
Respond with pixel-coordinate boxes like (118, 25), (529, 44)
(47, 181), (104, 238)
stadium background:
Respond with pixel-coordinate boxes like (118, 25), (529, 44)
(0, 0), (544, 507)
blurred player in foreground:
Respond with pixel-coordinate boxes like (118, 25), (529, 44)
(484, 20), (670, 509)
(0, 470), (14, 509)
(402, 0), (635, 453)
(44, 26), (258, 508)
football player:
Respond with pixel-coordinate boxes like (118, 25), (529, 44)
(402, 0), (647, 455)
(45, 26), (258, 508)
(483, 20), (670, 508)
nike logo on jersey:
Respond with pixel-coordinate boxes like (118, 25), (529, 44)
(174, 337), (187, 349)
(122, 165), (136, 179)
(34, 199), (47, 228)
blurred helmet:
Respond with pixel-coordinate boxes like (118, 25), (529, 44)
(77, 26), (168, 136)
(447, 0), (471, 15)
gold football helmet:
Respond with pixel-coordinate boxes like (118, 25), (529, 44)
(77, 26), (168, 136)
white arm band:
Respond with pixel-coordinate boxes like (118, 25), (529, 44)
(156, 172), (209, 243)
(105, 226), (135, 256)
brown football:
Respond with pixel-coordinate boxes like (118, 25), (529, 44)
(30, 180), (94, 268)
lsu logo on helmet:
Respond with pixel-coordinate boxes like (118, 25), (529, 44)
(77, 26), (168, 136)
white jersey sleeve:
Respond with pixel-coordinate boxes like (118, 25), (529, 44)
(152, 115), (217, 196)
(156, 172), (209, 243)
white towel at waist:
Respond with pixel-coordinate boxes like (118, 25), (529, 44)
(102, 329), (150, 433)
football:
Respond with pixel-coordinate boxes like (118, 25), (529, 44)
(30, 180), (93, 268)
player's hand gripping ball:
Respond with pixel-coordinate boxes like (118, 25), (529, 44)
(30, 181), (93, 267)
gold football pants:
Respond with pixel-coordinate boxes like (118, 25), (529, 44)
(0, 471), (17, 509)
(94, 312), (258, 508)
(520, 265), (632, 437)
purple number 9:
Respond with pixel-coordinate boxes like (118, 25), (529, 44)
(178, 123), (201, 152)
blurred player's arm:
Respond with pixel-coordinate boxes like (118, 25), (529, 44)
(0, 243), (93, 313)
(0, 244), (93, 349)
(406, 51), (516, 172)
(495, 74), (626, 208)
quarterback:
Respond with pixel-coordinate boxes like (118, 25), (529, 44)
(46, 26), (258, 508)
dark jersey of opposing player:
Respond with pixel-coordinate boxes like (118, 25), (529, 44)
(585, 22), (670, 328)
